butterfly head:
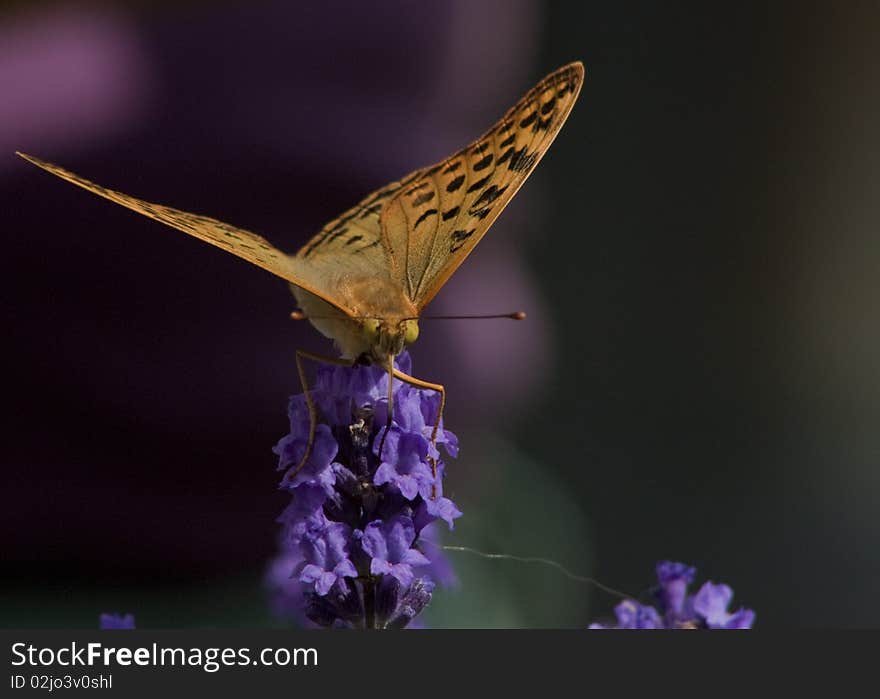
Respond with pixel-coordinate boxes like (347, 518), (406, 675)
(362, 317), (419, 362)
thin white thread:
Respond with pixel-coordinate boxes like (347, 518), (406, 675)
(439, 544), (631, 600)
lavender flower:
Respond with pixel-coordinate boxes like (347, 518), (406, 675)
(358, 514), (431, 588)
(99, 613), (135, 629)
(589, 561), (755, 629)
(267, 352), (461, 629)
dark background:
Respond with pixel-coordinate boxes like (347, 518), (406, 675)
(2, 1), (878, 628)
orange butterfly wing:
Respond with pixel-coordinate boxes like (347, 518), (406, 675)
(379, 61), (585, 310)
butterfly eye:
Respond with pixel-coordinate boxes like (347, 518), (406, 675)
(363, 318), (381, 340)
(403, 320), (419, 345)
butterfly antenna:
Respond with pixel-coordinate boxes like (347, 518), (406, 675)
(418, 311), (527, 321)
(291, 310), (527, 321)
(290, 309), (526, 320)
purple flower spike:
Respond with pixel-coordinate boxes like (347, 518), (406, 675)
(360, 515), (430, 588)
(267, 352), (461, 628)
(590, 561), (755, 630)
(99, 613), (135, 630)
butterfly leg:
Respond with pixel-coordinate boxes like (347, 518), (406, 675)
(391, 368), (446, 493)
(285, 349), (351, 483)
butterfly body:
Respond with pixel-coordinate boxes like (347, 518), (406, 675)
(291, 282), (418, 362)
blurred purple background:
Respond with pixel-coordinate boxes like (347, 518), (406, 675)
(3, 1), (880, 627)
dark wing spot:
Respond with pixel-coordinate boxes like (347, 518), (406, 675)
(414, 208), (438, 229)
(449, 228), (476, 253)
(358, 239), (381, 252)
(469, 206), (492, 220)
(303, 221), (349, 256)
(508, 148), (538, 172)
(540, 97), (556, 115)
(473, 141), (490, 153)
(472, 184), (508, 208)
(466, 175), (491, 193)
(441, 206), (460, 221)
(344, 235), (364, 246)
(447, 175), (465, 192)
(412, 190), (435, 207)
(499, 133), (515, 148)
(443, 161), (462, 174)
(536, 115), (554, 131)
(473, 153), (493, 171)
(519, 110), (537, 129)
(325, 225), (349, 245)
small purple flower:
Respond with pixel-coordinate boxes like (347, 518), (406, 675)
(358, 514), (431, 588)
(416, 461), (462, 530)
(99, 613), (135, 629)
(375, 576), (436, 629)
(373, 428), (433, 500)
(590, 561), (754, 629)
(692, 582), (756, 629)
(274, 398), (338, 494)
(304, 579), (364, 629)
(589, 601), (662, 629)
(266, 352), (460, 628)
(276, 485), (328, 546)
(655, 560), (696, 623)
(298, 521), (358, 596)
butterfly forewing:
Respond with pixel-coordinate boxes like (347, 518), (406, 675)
(15, 152), (358, 316)
(381, 61), (584, 310)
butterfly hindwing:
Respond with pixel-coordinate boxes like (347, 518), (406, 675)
(381, 61), (584, 310)
(15, 152), (358, 316)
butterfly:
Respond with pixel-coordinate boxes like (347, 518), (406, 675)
(17, 61), (584, 479)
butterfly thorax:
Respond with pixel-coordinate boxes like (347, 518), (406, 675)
(291, 277), (418, 363)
